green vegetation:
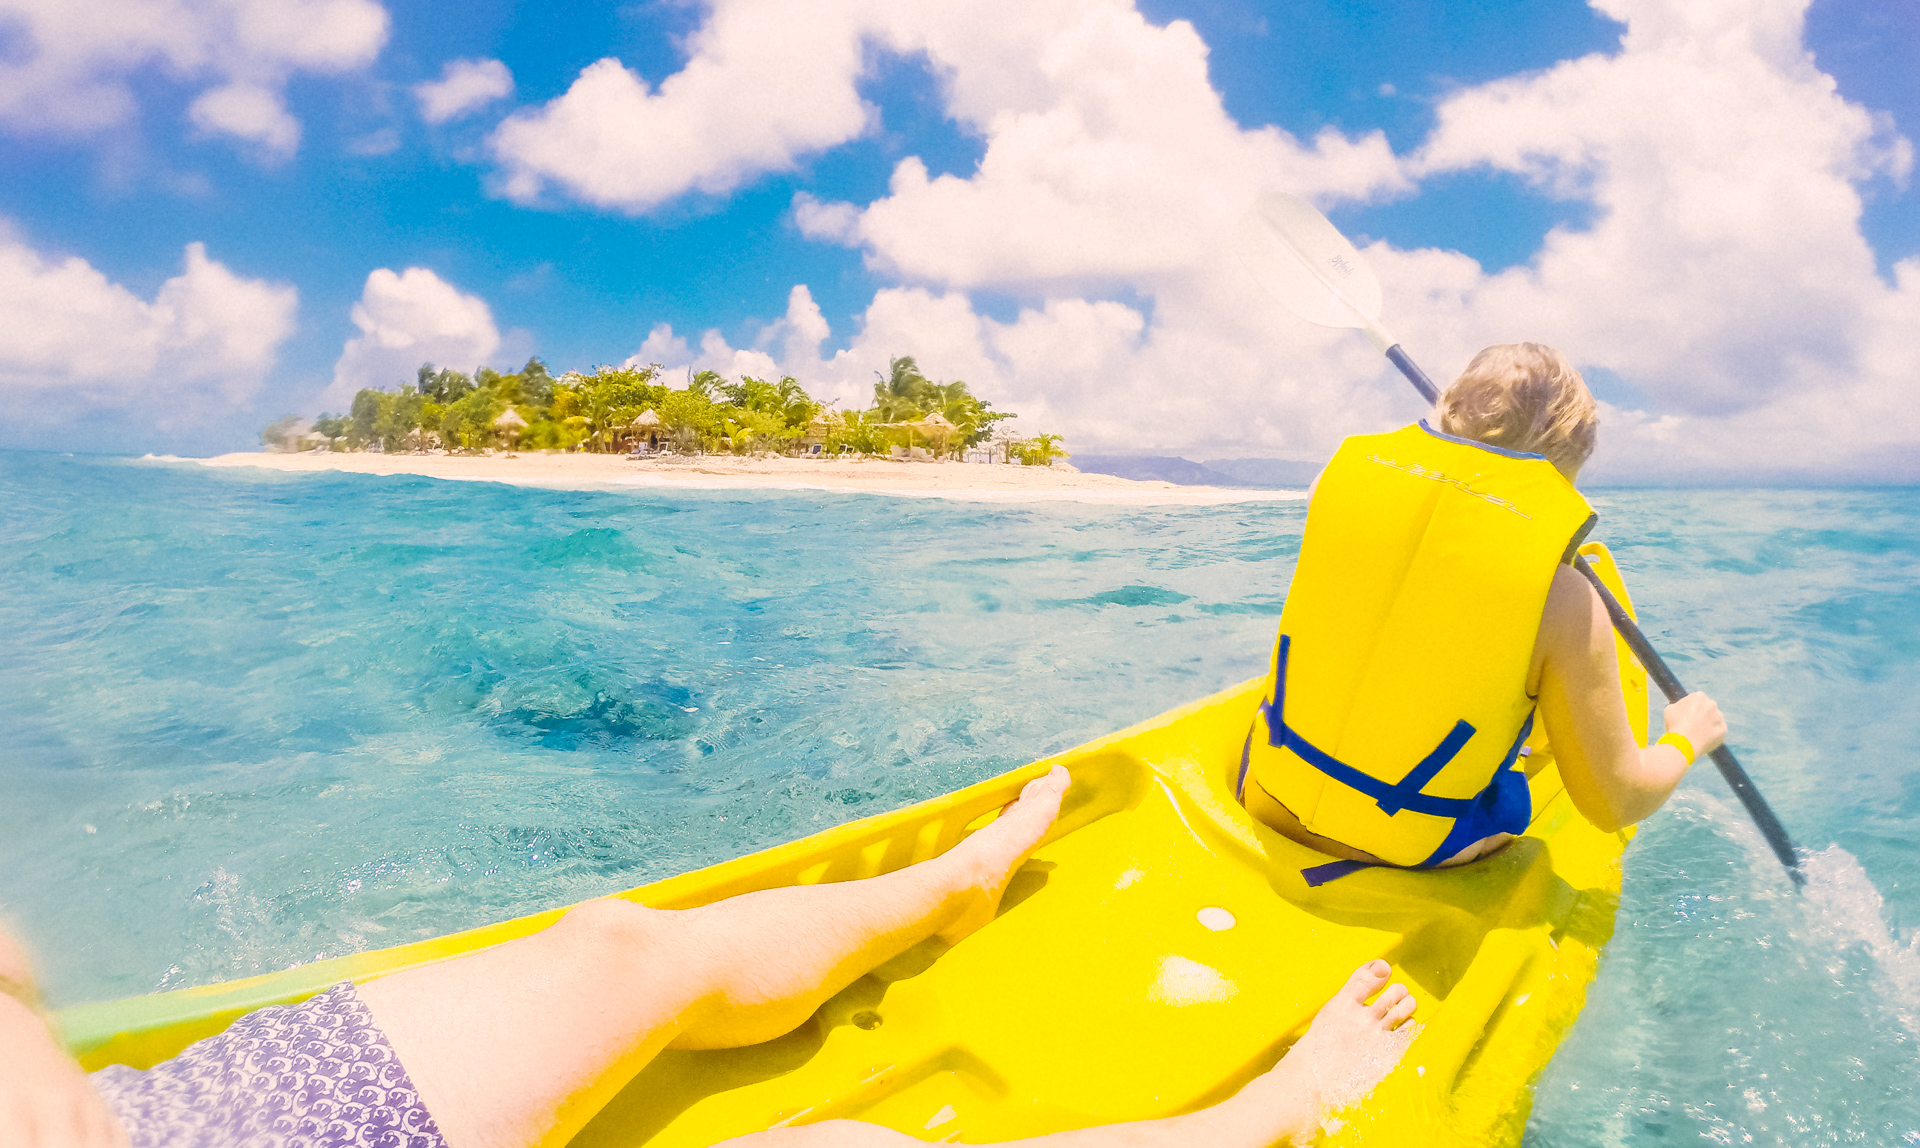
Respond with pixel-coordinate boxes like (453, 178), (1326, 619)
(1011, 433), (1071, 466)
(264, 353), (1070, 464)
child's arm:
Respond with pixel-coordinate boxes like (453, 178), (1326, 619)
(1537, 565), (1728, 833)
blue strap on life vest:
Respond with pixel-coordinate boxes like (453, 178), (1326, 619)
(1301, 859), (1375, 886)
(1238, 633), (1535, 876)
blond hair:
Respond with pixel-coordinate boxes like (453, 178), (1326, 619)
(1436, 343), (1597, 478)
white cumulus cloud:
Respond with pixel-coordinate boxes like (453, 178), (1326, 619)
(820, 5), (1409, 290)
(489, 0), (1403, 218)
(0, 227), (298, 407)
(626, 285), (834, 391)
(188, 82), (300, 158)
(0, 0), (389, 155)
(324, 267), (501, 411)
(1371, 0), (1918, 477)
(414, 58), (514, 125)
(490, 12), (871, 212)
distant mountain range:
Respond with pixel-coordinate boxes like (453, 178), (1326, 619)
(1070, 455), (1322, 489)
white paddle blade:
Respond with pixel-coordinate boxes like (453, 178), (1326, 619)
(1234, 192), (1388, 346)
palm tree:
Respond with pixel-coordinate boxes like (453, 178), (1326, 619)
(869, 362), (1011, 448)
(1015, 433), (1069, 466)
(872, 355), (933, 422)
(773, 376), (817, 428)
(581, 386), (621, 452)
(927, 380), (999, 445)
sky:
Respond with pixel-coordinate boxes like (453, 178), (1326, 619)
(0, 0), (1914, 480)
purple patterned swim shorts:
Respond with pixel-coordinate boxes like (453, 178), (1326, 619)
(90, 981), (448, 1148)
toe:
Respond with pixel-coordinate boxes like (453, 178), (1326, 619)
(1383, 992), (1418, 1029)
(1341, 959), (1392, 1003)
(1368, 982), (1409, 1018)
(1022, 764), (1070, 800)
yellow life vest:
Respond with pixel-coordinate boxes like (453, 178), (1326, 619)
(1239, 421), (1597, 868)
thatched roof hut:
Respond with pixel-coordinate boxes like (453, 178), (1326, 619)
(916, 411), (957, 453)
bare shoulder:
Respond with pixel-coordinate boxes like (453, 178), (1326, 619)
(1540, 563), (1603, 654)
(1545, 563), (1593, 609)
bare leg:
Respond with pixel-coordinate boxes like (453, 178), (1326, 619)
(719, 961), (1417, 1148)
(357, 766), (1070, 1148)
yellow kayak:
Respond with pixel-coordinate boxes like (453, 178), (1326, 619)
(61, 543), (1647, 1146)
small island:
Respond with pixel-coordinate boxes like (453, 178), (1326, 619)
(258, 355), (1067, 466)
(220, 354), (1293, 501)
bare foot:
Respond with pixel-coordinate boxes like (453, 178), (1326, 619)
(1242, 960), (1419, 1143)
(935, 765), (1070, 945)
(712, 959), (1413, 1148)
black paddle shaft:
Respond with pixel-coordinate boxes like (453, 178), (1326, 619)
(1385, 345), (1441, 405)
(1379, 346), (1806, 886)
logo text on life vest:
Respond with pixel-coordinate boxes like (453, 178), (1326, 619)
(1365, 454), (1533, 520)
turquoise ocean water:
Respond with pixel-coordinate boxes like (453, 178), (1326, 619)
(2, 450), (1917, 1143)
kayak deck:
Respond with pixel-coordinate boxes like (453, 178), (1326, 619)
(63, 544), (1647, 1146)
(578, 678), (1635, 1147)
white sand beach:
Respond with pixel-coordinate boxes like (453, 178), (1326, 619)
(187, 451), (1305, 504)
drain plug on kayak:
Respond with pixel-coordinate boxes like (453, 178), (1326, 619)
(1197, 907), (1236, 931)
(852, 1010), (884, 1030)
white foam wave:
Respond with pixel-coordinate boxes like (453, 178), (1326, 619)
(1800, 845), (1920, 1038)
(1662, 793), (1920, 1036)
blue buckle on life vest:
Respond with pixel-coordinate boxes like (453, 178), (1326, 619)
(1238, 633), (1535, 872)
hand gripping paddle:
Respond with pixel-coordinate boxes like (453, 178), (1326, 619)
(1234, 191), (1804, 886)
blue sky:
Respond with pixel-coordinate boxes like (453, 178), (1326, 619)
(0, 0), (1914, 478)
